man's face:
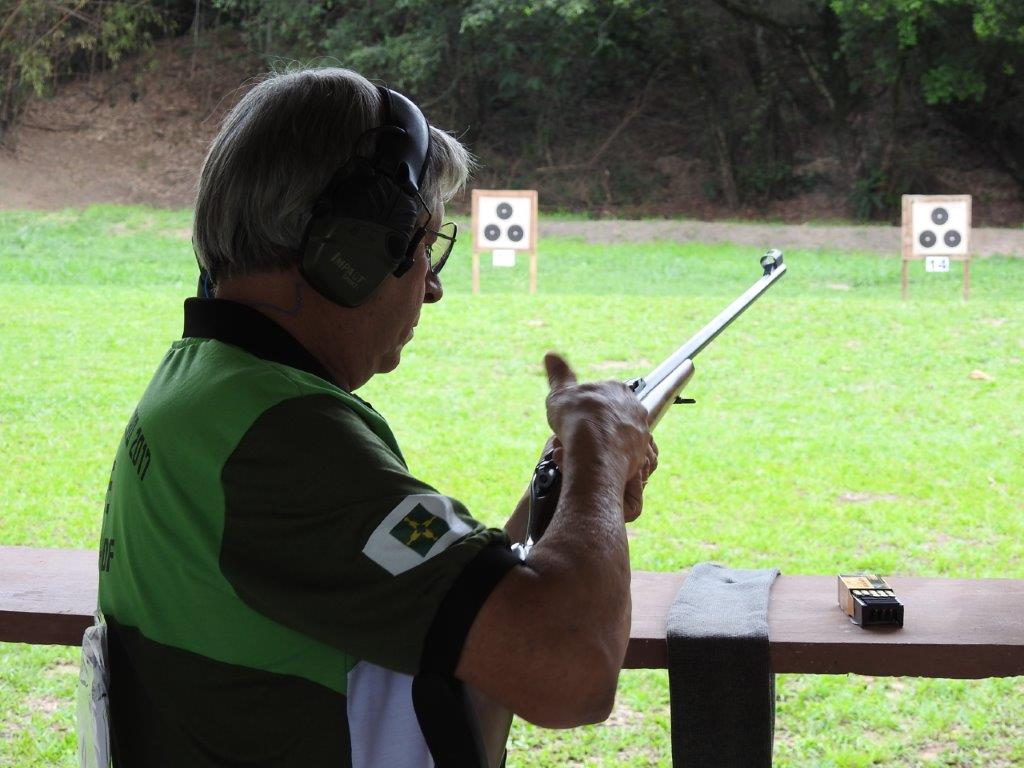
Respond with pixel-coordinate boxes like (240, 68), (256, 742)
(364, 205), (445, 375)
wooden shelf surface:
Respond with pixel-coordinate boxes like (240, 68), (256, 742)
(627, 570), (1024, 677)
(3, 547), (1022, 678)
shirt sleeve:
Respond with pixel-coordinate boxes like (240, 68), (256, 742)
(218, 394), (521, 676)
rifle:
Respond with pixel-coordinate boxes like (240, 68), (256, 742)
(469, 249), (789, 768)
(526, 248), (788, 544)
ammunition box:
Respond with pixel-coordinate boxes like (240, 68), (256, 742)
(838, 573), (904, 628)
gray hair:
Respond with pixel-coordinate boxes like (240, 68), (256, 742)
(193, 67), (473, 280)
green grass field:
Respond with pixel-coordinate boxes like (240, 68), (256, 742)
(1, 205), (1022, 767)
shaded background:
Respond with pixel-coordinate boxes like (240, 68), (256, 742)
(2, 0), (1024, 224)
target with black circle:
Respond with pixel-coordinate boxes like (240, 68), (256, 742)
(472, 191), (536, 251)
(908, 197), (970, 257)
(471, 188), (540, 293)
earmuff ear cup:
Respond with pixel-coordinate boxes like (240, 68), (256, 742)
(300, 216), (399, 308)
(299, 174), (423, 307)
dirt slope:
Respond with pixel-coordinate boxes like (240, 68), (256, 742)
(2, 34), (1023, 236)
(0, 36), (253, 210)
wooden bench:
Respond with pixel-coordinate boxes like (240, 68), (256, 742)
(3, 546), (1023, 679)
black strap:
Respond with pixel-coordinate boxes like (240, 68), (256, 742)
(412, 673), (487, 768)
(419, 543), (521, 676)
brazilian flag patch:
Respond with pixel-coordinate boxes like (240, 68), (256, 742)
(389, 503), (451, 557)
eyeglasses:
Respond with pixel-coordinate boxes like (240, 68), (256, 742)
(423, 221), (457, 275)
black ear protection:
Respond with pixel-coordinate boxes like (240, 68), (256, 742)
(297, 85), (432, 308)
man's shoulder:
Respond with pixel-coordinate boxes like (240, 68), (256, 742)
(153, 336), (377, 429)
(124, 337), (402, 480)
(241, 391), (385, 449)
(221, 391), (412, 506)
(167, 335), (344, 401)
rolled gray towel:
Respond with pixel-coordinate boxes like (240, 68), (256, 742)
(667, 562), (780, 767)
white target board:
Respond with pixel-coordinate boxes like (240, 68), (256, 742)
(909, 198), (970, 256)
(473, 190), (537, 250)
(901, 194), (972, 300)
(471, 189), (540, 293)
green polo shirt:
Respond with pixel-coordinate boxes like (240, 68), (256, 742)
(97, 298), (520, 767)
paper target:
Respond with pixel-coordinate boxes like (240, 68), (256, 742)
(909, 198), (969, 256)
(473, 192), (535, 251)
(470, 189), (540, 294)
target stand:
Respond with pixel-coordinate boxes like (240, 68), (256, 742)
(901, 195), (972, 301)
(470, 189), (539, 294)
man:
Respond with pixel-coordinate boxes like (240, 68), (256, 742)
(97, 67), (656, 767)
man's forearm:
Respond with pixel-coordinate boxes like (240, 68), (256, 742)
(522, 432), (633, 666)
(529, 471), (631, 602)
(456, 368), (646, 727)
(463, 455), (632, 727)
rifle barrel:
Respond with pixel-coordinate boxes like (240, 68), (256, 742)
(634, 254), (787, 402)
(525, 250), (788, 547)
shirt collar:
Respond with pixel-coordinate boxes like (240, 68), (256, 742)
(182, 298), (337, 386)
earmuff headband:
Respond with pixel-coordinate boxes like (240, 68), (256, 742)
(376, 87), (431, 195)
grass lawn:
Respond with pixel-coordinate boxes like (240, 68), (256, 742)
(1, 205), (1022, 766)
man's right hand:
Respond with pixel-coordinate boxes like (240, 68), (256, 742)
(543, 352), (655, 520)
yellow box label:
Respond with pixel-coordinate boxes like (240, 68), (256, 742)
(841, 576), (873, 590)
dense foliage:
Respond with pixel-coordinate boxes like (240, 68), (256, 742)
(0, 0), (168, 140)
(3, 0), (1023, 218)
